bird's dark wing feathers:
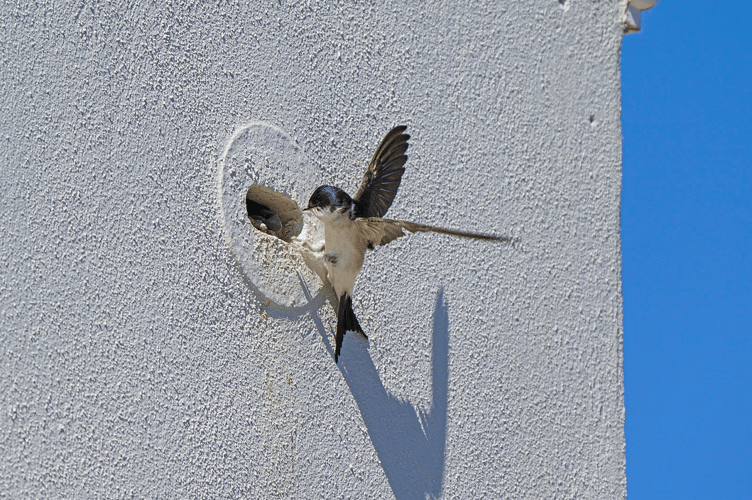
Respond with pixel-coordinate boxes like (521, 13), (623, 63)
(353, 126), (410, 219)
(357, 218), (514, 247)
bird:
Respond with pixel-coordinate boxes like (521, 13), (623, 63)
(304, 125), (512, 363)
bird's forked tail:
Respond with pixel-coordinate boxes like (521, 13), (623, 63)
(335, 293), (366, 363)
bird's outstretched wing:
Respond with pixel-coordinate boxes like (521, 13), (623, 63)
(352, 126), (410, 219)
(356, 218), (515, 247)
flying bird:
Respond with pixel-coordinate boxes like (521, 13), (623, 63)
(304, 126), (512, 362)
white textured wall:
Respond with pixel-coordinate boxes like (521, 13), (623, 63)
(0, 1), (626, 498)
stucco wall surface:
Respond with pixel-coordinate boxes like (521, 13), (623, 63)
(0, 1), (626, 498)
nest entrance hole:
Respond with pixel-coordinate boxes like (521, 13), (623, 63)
(245, 185), (304, 242)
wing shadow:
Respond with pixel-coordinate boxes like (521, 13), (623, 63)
(303, 286), (448, 499)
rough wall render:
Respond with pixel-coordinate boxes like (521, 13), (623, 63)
(0, 1), (626, 498)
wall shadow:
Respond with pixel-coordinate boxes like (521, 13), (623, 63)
(340, 290), (448, 499)
(298, 284), (448, 500)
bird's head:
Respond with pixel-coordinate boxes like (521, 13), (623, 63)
(305, 186), (353, 220)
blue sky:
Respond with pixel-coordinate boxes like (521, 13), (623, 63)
(622, 1), (751, 498)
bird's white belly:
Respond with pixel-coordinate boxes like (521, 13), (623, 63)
(323, 221), (365, 297)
